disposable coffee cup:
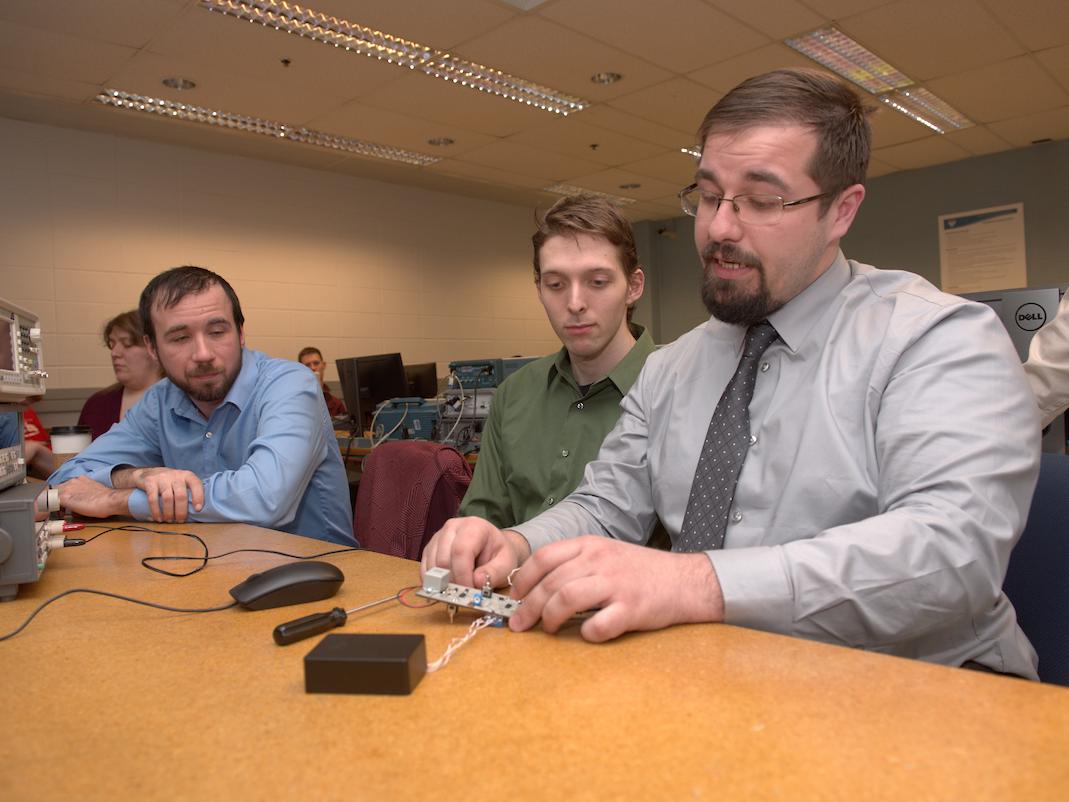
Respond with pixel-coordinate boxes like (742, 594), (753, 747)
(50, 425), (92, 455)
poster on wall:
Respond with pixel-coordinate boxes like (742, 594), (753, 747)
(938, 203), (1026, 293)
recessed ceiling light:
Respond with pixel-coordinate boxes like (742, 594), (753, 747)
(162, 77), (196, 91)
(543, 184), (637, 205)
(680, 146), (701, 159)
(96, 89), (439, 166)
(198, 0), (588, 116)
(619, 183), (641, 190)
(878, 87), (972, 133)
(427, 137), (455, 147)
(590, 72), (622, 85)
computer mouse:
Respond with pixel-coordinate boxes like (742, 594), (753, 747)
(229, 561), (345, 611)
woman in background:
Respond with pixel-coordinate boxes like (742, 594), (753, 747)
(78, 310), (163, 440)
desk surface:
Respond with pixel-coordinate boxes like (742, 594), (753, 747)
(3, 522), (1067, 801)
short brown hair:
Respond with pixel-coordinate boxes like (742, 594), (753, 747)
(697, 68), (875, 213)
(297, 347), (323, 363)
(532, 194), (639, 283)
(102, 309), (148, 349)
(139, 266), (245, 346)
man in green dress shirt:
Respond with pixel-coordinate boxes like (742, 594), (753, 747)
(458, 194), (655, 529)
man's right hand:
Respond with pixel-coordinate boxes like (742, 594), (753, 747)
(420, 516), (531, 589)
(111, 467), (205, 523)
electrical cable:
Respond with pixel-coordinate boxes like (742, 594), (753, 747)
(74, 524), (363, 578)
(443, 370), (466, 445)
(0, 588), (238, 642)
(370, 402), (409, 448)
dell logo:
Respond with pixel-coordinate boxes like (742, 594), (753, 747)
(1015, 302), (1047, 331)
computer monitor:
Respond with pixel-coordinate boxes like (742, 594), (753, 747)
(404, 362), (438, 399)
(336, 353), (408, 431)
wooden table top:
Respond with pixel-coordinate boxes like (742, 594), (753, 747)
(3, 521), (1067, 801)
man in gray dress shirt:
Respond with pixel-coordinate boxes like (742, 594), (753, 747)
(422, 68), (1041, 677)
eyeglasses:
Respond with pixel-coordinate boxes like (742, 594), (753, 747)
(678, 183), (830, 225)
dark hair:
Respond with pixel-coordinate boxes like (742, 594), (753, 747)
(139, 266), (245, 345)
(697, 67), (875, 214)
(532, 194), (639, 282)
(297, 347), (323, 362)
(102, 309), (148, 349)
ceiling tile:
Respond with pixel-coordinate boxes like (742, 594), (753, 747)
(452, 16), (673, 102)
(539, 0), (768, 74)
(926, 55), (1069, 124)
(1037, 44), (1069, 93)
(0, 69), (99, 103)
(839, 0), (1025, 81)
(143, 7), (407, 102)
(0, 0), (184, 48)
(427, 158), (550, 190)
(578, 105), (694, 148)
(452, 140), (604, 182)
(942, 125), (1013, 156)
(707, 0), (827, 39)
(800, 0), (897, 16)
(618, 150), (699, 187)
(986, 107), (1069, 147)
(359, 72), (549, 138)
(563, 167), (682, 201)
(0, 20), (137, 85)
(608, 78), (722, 135)
(304, 101), (494, 156)
(689, 43), (820, 94)
(865, 157), (898, 178)
(981, 0), (1069, 52)
(873, 135), (972, 170)
(505, 117), (666, 166)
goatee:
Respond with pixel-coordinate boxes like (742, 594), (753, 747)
(700, 242), (780, 326)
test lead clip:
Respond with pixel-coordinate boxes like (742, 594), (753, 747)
(273, 593), (398, 645)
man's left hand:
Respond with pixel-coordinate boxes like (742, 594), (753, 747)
(57, 476), (132, 519)
(507, 536), (726, 643)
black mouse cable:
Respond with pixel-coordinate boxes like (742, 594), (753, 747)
(68, 524), (364, 578)
(0, 588), (238, 642)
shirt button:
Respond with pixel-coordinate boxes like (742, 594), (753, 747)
(731, 510), (743, 523)
(576, 402), (584, 410)
(547, 496), (555, 504)
(760, 362), (770, 373)
(205, 431), (213, 439)
(561, 449), (569, 458)
(749, 434), (758, 445)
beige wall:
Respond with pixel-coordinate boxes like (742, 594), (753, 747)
(0, 116), (561, 391)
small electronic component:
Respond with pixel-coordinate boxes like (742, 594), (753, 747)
(416, 567), (521, 619)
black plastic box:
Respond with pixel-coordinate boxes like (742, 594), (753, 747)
(304, 633), (427, 695)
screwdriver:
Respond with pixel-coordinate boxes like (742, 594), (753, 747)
(273, 593), (399, 645)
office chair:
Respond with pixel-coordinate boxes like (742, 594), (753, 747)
(1002, 452), (1069, 686)
(354, 440), (473, 561)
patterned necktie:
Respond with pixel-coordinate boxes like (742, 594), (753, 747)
(677, 321), (779, 552)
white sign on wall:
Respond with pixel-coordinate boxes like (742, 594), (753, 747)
(938, 203), (1026, 293)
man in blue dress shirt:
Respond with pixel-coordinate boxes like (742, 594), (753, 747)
(51, 266), (355, 546)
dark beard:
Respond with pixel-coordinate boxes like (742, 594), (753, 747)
(168, 356), (241, 405)
(700, 242), (779, 326)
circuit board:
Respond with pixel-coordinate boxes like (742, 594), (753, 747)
(416, 567), (521, 619)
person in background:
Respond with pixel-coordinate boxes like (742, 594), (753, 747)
(78, 310), (163, 440)
(20, 402), (54, 479)
(298, 346), (347, 419)
(457, 194), (654, 530)
(50, 266), (355, 546)
(423, 68), (1040, 678)
(1023, 292), (1069, 427)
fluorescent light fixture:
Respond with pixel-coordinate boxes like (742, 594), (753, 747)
(787, 27), (912, 94)
(878, 87), (973, 134)
(787, 27), (972, 135)
(680, 145), (700, 159)
(96, 89), (439, 166)
(198, 0), (588, 116)
(543, 184), (637, 205)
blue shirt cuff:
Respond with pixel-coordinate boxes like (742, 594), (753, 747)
(127, 490), (150, 521)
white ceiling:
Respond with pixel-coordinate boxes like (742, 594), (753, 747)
(1, 0), (1067, 222)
